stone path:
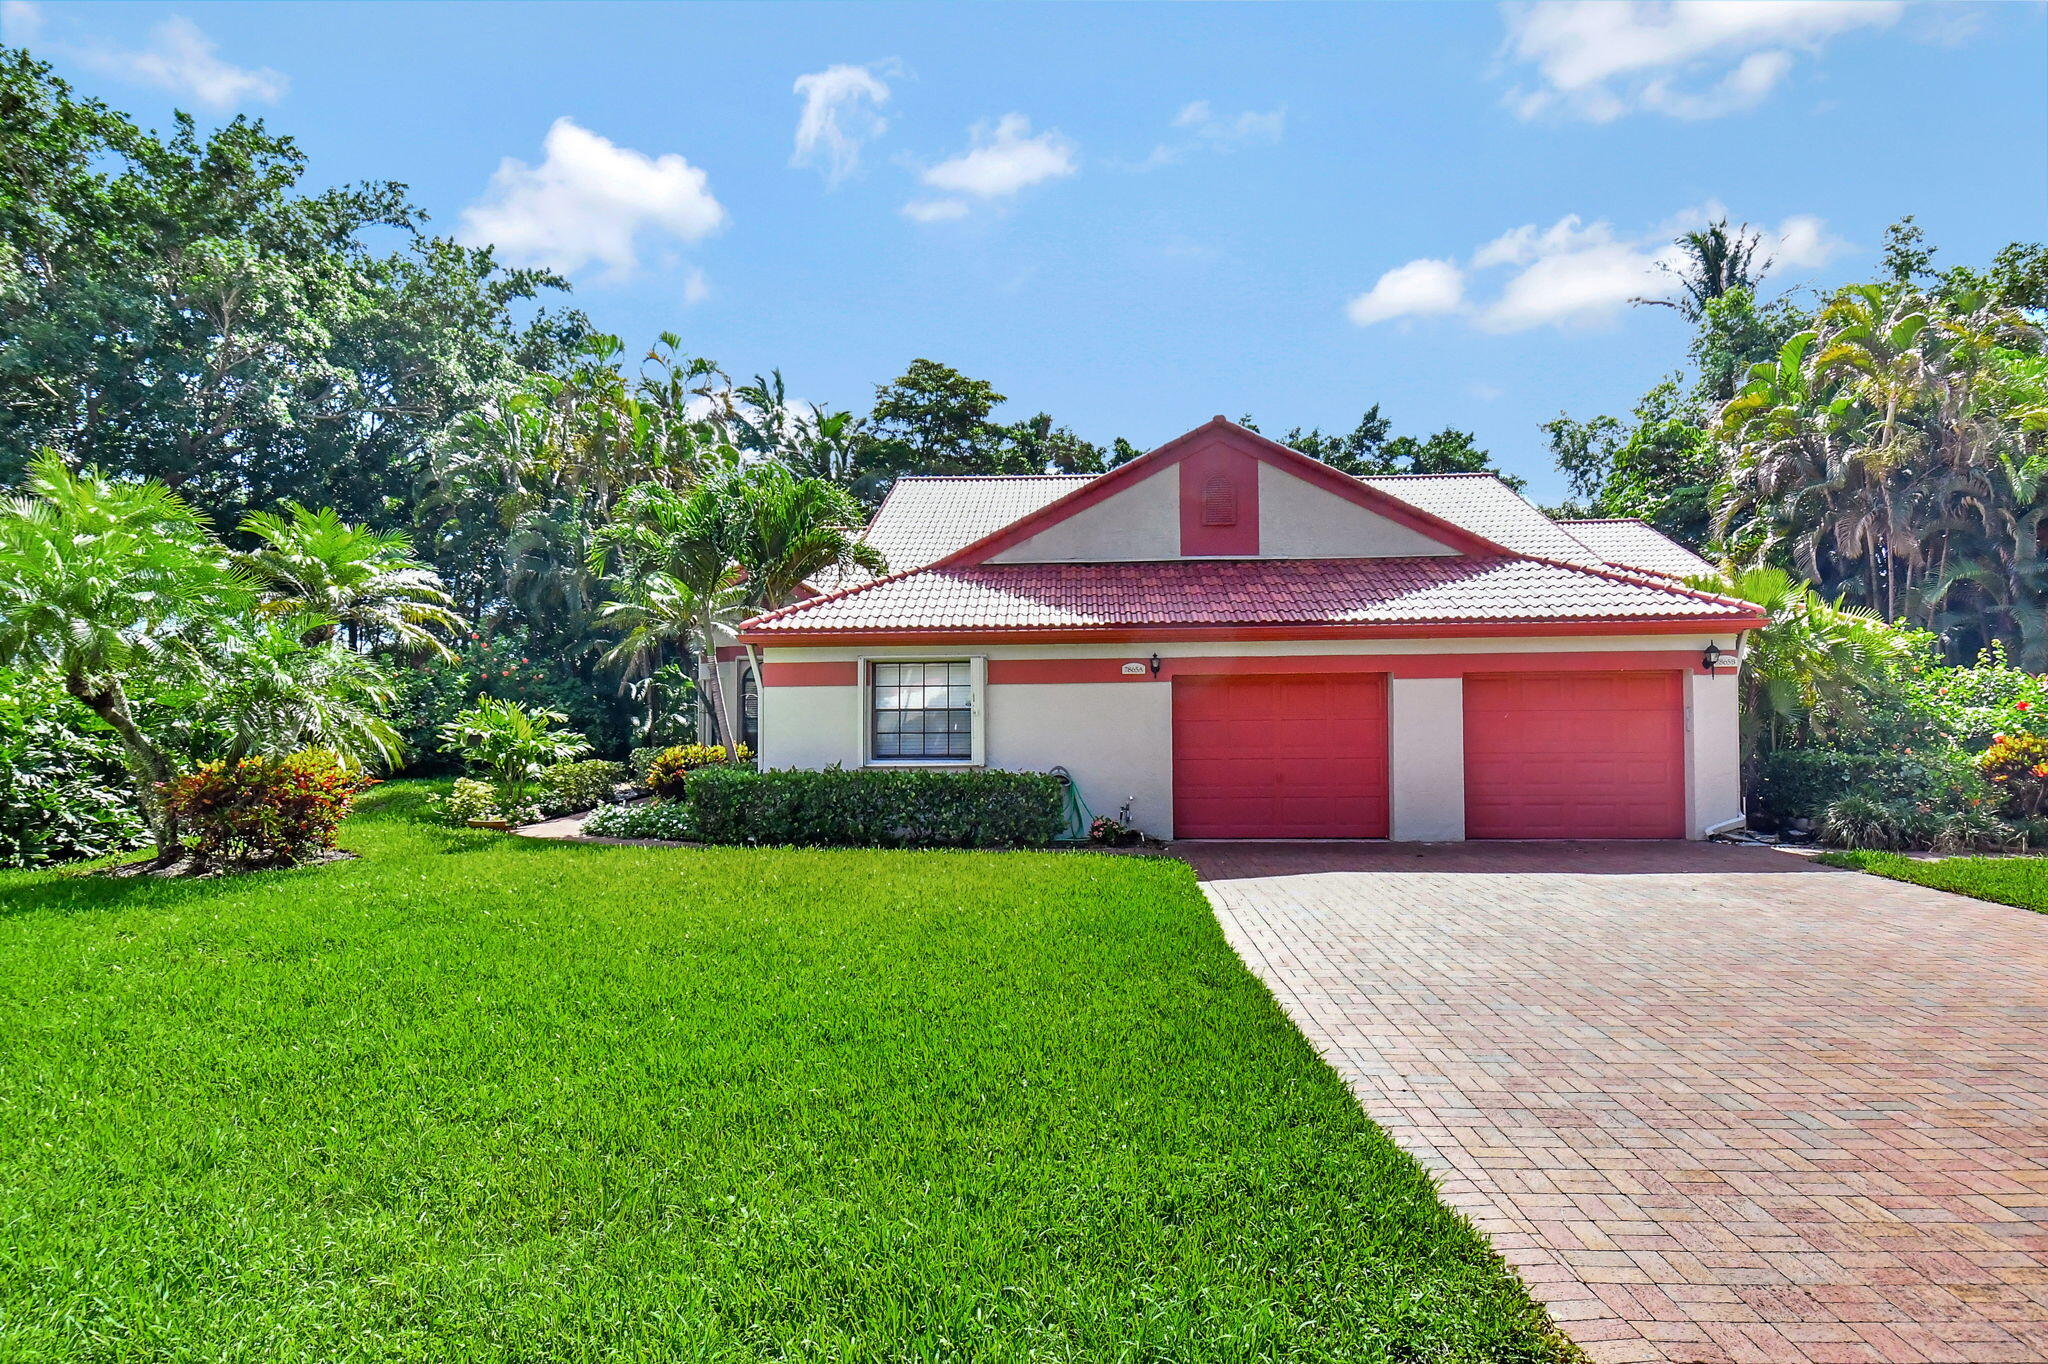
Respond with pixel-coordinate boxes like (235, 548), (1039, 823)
(1187, 841), (2048, 1364)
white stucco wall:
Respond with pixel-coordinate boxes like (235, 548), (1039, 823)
(754, 634), (1749, 841)
(1388, 677), (1465, 840)
(988, 468), (1179, 563)
(1686, 665), (1744, 838)
(1257, 462), (1459, 558)
(984, 682), (1174, 838)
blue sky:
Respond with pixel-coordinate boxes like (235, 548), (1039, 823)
(8, 1), (2045, 500)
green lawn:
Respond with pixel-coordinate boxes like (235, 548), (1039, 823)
(1820, 849), (2048, 915)
(0, 782), (1569, 1363)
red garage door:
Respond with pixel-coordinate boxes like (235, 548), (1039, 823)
(1464, 671), (1685, 839)
(1172, 674), (1389, 838)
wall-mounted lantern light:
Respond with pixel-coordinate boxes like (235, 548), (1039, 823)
(1149, 653), (1162, 677)
(1702, 642), (1725, 672)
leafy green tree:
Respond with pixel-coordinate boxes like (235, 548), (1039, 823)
(1545, 381), (1722, 546)
(238, 503), (462, 657)
(0, 47), (575, 527)
(1277, 408), (1525, 488)
(852, 359), (1031, 501)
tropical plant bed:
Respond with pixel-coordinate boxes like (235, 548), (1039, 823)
(0, 781), (1569, 1362)
(1819, 850), (2048, 916)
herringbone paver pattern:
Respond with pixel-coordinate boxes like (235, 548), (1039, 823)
(1189, 841), (2048, 1364)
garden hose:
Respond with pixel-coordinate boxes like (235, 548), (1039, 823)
(1047, 765), (1096, 842)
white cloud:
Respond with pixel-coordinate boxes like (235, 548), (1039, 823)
(682, 267), (710, 305)
(1500, 1), (1903, 122)
(790, 62), (892, 185)
(1139, 100), (1287, 167)
(1347, 208), (1842, 333)
(459, 117), (725, 278)
(906, 114), (1074, 218)
(1345, 258), (1466, 326)
(1, 1), (43, 43)
(901, 198), (971, 223)
(53, 13), (288, 109)
(1768, 213), (1846, 269)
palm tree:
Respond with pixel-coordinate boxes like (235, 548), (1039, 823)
(589, 480), (751, 747)
(1638, 220), (1771, 322)
(239, 501), (463, 657)
(0, 452), (249, 857)
(202, 612), (405, 769)
(725, 462), (885, 708)
(1695, 566), (1926, 782)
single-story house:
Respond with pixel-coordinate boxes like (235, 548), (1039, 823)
(734, 417), (1766, 841)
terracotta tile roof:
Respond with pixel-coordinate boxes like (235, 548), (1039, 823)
(1557, 518), (1718, 581)
(748, 556), (1759, 636)
(1360, 474), (1600, 562)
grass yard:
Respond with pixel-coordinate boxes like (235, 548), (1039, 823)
(0, 782), (1569, 1363)
(1820, 849), (2048, 915)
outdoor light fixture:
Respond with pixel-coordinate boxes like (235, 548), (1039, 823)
(1149, 653), (1162, 676)
(1701, 642), (1724, 672)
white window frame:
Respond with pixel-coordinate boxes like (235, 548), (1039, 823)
(858, 655), (986, 768)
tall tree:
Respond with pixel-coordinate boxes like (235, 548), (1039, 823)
(1637, 220), (1771, 322)
(0, 46), (577, 527)
(852, 359), (1030, 502)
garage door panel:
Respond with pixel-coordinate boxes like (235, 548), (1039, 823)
(1173, 674), (1388, 839)
(1465, 671), (1685, 840)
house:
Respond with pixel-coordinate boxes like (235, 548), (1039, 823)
(735, 418), (1765, 841)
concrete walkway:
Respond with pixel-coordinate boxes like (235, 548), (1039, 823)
(1188, 841), (2048, 1364)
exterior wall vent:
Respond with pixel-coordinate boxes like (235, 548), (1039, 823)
(1201, 475), (1238, 526)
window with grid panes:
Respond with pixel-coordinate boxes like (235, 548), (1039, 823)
(870, 660), (973, 760)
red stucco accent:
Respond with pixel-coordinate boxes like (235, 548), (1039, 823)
(1178, 442), (1259, 556)
(983, 649), (1708, 684)
(760, 661), (859, 687)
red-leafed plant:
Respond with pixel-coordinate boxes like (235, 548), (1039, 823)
(1978, 733), (2048, 819)
(158, 750), (369, 868)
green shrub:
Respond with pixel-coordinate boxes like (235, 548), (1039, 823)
(676, 766), (1064, 849)
(1817, 793), (2018, 854)
(158, 750), (368, 867)
(438, 778), (510, 824)
(538, 759), (628, 815)
(644, 743), (752, 798)
(1755, 749), (1890, 821)
(0, 670), (147, 866)
(582, 800), (699, 842)
(628, 746), (664, 784)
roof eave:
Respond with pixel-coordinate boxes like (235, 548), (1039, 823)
(740, 614), (1765, 647)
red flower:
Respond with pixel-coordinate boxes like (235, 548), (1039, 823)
(2017, 700), (2033, 712)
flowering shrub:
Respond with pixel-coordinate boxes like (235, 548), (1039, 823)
(645, 743), (752, 799)
(1088, 814), (1140, 847)
(158, 750), (367, 867)
(583, 800), (700, 842)
(1979, 733), (2048, 818)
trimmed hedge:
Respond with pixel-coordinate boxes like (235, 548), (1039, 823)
(621, 766), (1065, 848)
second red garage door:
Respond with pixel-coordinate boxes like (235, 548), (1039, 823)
(1172, 674), (1389, 838)
(1464, 671), (1686, 839)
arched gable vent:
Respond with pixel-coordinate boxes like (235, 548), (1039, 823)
(1201, 474), (1238, 527)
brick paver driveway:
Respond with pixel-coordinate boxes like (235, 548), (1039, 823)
(1188, 841), (2048, 1364)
